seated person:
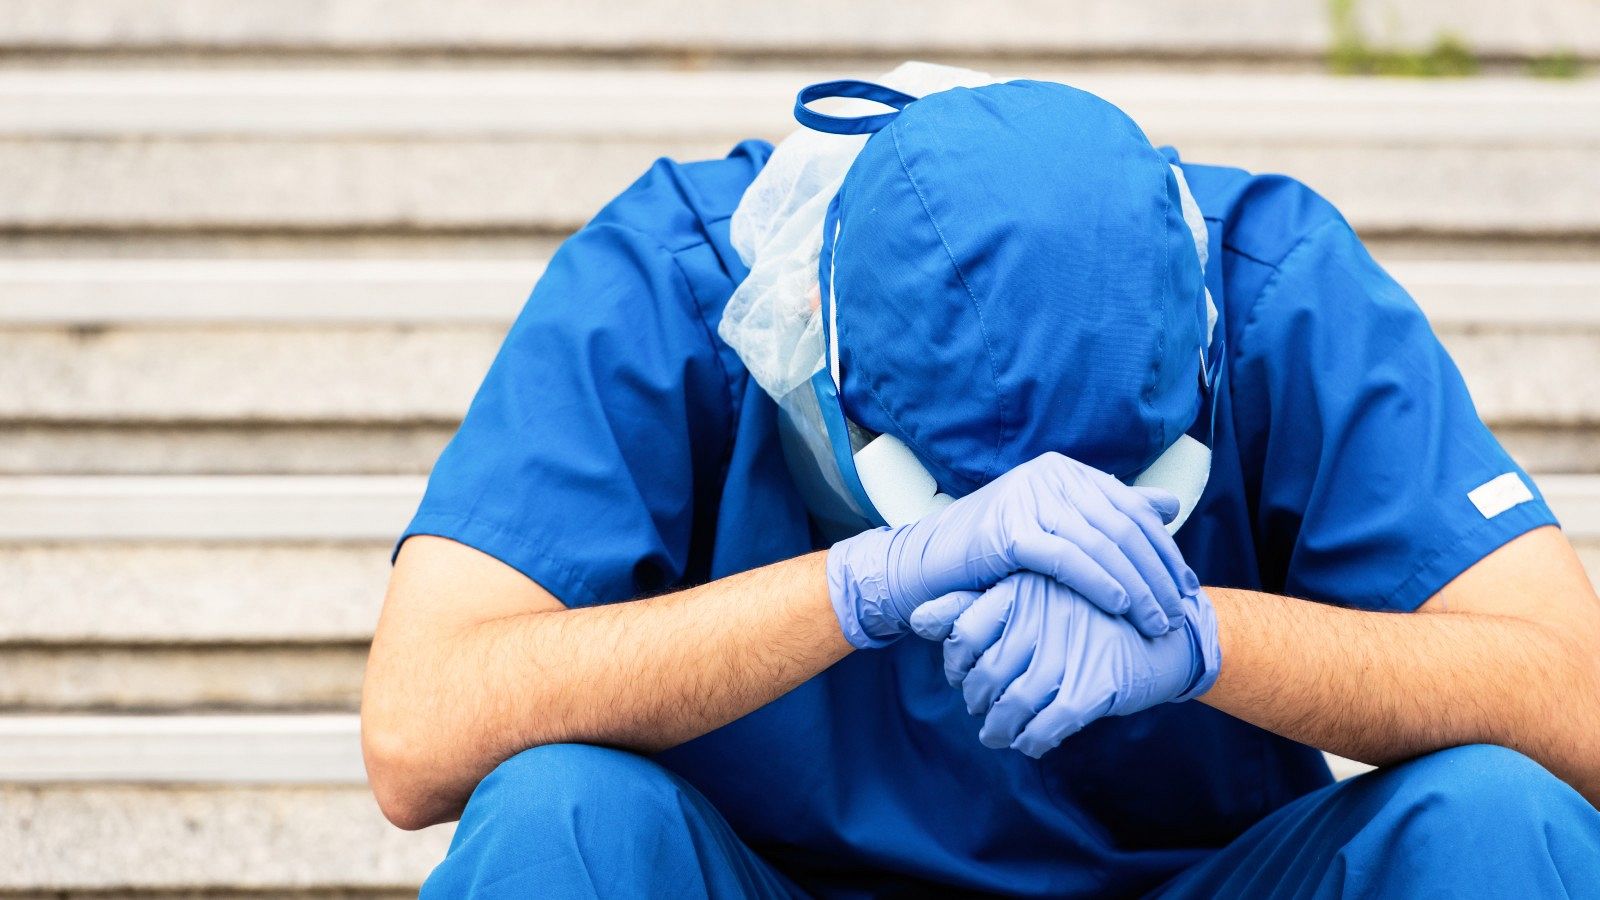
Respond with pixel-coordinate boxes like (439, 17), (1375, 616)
(362, 63), (1600, 897)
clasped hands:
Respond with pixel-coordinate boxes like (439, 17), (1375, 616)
(828, 452), (1221, 758)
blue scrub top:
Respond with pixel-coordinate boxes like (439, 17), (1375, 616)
(402, 140), (1557, 897)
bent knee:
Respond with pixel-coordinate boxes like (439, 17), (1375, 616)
(466, 743), (684, 829)
(425, 745), (694, 898)
(1387, 744), (1587, 824)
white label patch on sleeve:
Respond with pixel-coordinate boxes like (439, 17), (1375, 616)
(1467, 472), (1535, 519)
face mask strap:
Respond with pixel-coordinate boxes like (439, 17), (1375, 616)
(808, 368), (887, 527)
(794, 80), (918, 135)
(813, 193), (888, 526)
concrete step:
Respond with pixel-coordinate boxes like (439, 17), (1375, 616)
(0, 711), (1376, 786)
(3, 421), (1593, 478)
(0, 712), (1370, 893)
(1, 258), (1596, 433)
(0, 325), (1590, 434)
(0, 716), (449, 893)
(1, 258), (1595, 474)
(0, 782), (440, 893)
(2, 70), (1598, 237)
(0, 423), (456, 476)
(0, 645), (367, 712)
(4, 230), (1583, 265)
(0, 475), (1595, 711)
(0, 479), (412, 723)
(0, 541), (388, 644)
(0, 258), (532, 325)
(0, 324), (497, 424)
(0, 476), (419, 543)
(1491, 426), (1600, 477)
(0, 883), (412, 890)
(4, 0), (1595, 63)
(5, 257), (1598, 327)
(0, 714), (368, 783)
(0, 479), (397, 711)
(1, 475), (1593, 553)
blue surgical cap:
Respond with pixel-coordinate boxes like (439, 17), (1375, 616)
(827, 79), (1206, 497)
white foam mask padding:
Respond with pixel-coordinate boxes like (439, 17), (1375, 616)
(1131, 433), (1211, 534)
(855, 434), (954, 527)
(861, 431), (1208, 532)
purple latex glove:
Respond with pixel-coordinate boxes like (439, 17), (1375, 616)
(826, 451), (1199, 649)
(923, 572), (1220, 758)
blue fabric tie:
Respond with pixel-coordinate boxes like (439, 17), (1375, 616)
(794, 80), (917, 135)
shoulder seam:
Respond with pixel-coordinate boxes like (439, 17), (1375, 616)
(585, 217), (739, 435)
(582, 219), (740, 459)
(588, 218), (744, 497)
(1233, 218), (1347, 367)
(1220, 242), (1279, 269)
(1225, 217), (1345, 591)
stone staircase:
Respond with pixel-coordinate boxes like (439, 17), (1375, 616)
(2, 3), (1597, 895)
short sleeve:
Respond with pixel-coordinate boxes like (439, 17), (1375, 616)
(399, 222), (735, 607)
(1233, 220), (1558, 612)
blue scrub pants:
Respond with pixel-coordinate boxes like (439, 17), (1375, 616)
(420, 743), (1600, 898)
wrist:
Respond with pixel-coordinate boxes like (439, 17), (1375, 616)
(826, 527), (903, 650)
(1173, 588), (1222, 701)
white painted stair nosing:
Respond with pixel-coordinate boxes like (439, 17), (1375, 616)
(0, 259), (538, 325)
(0, 714), (366, 783)
(0, 70), (1597, 142)
(0, 474), (1595, 543)
(0, 475), (425, 542)
(0, 712), (1375, 786)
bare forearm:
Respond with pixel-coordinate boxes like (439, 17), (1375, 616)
(1200, 587), (1600, 801)
(473, 552), (847, 752)
(363, 546), (850, 827)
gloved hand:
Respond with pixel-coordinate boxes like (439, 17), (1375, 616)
(918, 572), (1220, 758)
(827, 451), (1198, 649)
